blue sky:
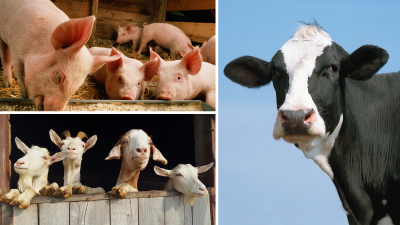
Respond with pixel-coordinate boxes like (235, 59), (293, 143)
(218, 0), (400, 224)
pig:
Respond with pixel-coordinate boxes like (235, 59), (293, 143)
(137, 23), (194, 60)
(116, 22), (147, 52)
(0, 0), (120, 110)
(143, 46), (216, 107)
(200, 35), (216, 65)
(89, 47), (149, 100)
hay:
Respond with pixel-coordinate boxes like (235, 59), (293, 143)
(0, 39), (173, 101)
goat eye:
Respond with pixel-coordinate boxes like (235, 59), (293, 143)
(61, 143), (64, 146)
(122, 140), (127, 144)
(176, 173), (183, 177)
(42, 156), (47, 160)
(118, 78), (122, 82)
(82, 144), (85, 148)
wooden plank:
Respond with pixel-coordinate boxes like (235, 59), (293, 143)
(0, 115), (10, 195)
(158, 0), (168, 23)
(208, 188), (215, 225)
(164, 195), (184, 225)
(165, 22), (215, 43)
(167, 0), (215, 11)
(138, 197), (164, 225)
(39, 202), (69, 225)
(13, 204), (38, 225)
(192, 195), (211, 225)
(110, 198), (138, 225)
(70, 200), (110, 225)
(1, 203), (12, 225)
(52, 1), (92, 19)
(31, 190), (182, 204)
(98, 1), (158, 16)
(91, 0), (99, 39)
(184, 200), (192, 225)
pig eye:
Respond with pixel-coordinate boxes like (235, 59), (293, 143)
(118, 78), (122, 82)
(177, 76), (181, 80)
(138, 81), (141, 86)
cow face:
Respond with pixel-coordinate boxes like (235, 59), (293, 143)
(224, 24), (388, 148)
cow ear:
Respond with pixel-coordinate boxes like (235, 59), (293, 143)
(51, 16), (95, 53)
(197, 162), (214, 174)
(224, 56), (272, 88)
(105, 144), (121, 160)
(150, 144), (168, 165)
(340, 45), (389, 81)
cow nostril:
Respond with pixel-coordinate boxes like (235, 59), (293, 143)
(304, 108), (314, 122)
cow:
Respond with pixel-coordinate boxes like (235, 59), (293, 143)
(224, 22), (400, 225)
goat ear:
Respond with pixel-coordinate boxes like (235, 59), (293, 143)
(151, 144), (168, 165)
(49, 129), (62, 148)
(50, 152), (66, 165)
(15, 137), (29, 154)
(154, 166), (171, 177)
(84, 135), (98, 152)
(105, 144), (121, 160)
(197, 162), (214, 174)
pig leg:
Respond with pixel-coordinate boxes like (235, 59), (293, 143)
(13, 61), (27, 98)
(0, 40), (13, 87)
(10, 189), (39, 209)
(0, 189), (20, 204)
(205, 91), (215, 108)
(137, 33), (154, 54)
(132, 40), (139, 52)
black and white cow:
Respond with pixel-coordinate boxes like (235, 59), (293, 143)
(224, 23), (400, 225)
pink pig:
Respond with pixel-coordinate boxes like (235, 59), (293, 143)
(143, 47), (215, 107)
(89, 47), (147, 100)
(137, 23), (194, 60)
(0, 0), (119, 111)
(116, 22), (147, 51)
(200, 35), (216, 65)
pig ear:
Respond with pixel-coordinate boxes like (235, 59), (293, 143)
(141, 49), (161, 81)
(143, 22), (148, 27)
(188, 43), (194, 49)
(154, 166), (171, 177)
(84, 135), (97, 152)
(126, 24), (132, 32)
(49, 129), (62, 148)
(15, 137), (29, 154)
(105, 145), (121, 160)
(116, 22), (121, 30)
(150, 47), (161, 60)
(197, 162), (214, 174)
(151, 144), (168, 165)
(51, 16), (95, 53)
(180, 46), (202, 75)
(108, 48), (124, 73)
(50, 152), (66, 165)
(91, 48), (122, 73)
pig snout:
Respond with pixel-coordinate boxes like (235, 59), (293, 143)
(156, 92), (174, 100)
(118, 89), (136, 100)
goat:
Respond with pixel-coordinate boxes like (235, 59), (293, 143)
(0, 137), (65, 209)
(154, 162), (214, 205)
(105, 129), (168, 198)
(41, 130), (105, 198)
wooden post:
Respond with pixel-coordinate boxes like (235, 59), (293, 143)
(158, 0), (168, 23)
(0, 114), (10, 195)
(91, 0), (99, 39)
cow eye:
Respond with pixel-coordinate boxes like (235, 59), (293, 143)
(329, 64), (339, 72)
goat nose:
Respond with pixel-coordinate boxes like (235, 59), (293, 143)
(67, 147), (76, 151)
(136, 148), (147, 153)
(16, 161), (25, 165)
(199, 187), (206, 192)
(279, 109), (314, 135)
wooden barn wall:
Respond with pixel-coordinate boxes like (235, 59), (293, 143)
(51, 0), (214, 43)
(1, 190), (214, 225)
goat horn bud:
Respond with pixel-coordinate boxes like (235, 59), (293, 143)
(77, 132), (88, 140)
(60, 130), (71, 139)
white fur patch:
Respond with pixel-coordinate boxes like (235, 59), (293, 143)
(128, 130), (149, 150)
(377, 214), (394, 225)
(296, 114), (343, 179)
(274, 25), (333, 140)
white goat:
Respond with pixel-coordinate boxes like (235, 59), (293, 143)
(105, 129), (168, 198)
(44, 130), (105, 198)
(0, 137), (65, 209)
(154, 162), (214, 205)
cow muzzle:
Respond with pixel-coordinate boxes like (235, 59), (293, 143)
(278, 108), (315, 135)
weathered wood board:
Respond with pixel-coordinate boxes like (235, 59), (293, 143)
(165, 22), (215, 43)
(167, 0), (215, 11)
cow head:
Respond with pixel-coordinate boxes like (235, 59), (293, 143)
(224, 23), (388, 149)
